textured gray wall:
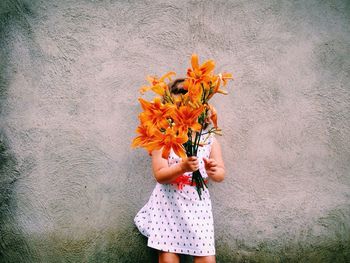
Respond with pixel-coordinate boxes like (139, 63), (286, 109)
(1, 0), (350, 262)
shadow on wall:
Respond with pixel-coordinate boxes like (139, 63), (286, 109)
(0, 0), (37, 262)
(0, 141), (35, 262)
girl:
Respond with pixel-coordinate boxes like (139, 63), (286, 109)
(134, 78), (225, 263)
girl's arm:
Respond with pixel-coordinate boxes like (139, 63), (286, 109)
(203, 136), (225, 182)
(151, 148), (199, 184)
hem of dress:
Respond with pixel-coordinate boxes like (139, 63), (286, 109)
(147, 242), (215, 257)
(134, 219), (151, 238)
(136, 228), (150, 238)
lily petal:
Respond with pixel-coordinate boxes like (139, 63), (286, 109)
(191, 53), (199, 71)
(161, 145), (172, 159)
(172, 144), (187, 160)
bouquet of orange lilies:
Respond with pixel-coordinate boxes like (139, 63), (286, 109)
(132, 53), (233, 199)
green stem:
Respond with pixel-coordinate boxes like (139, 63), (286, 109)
(194, 126), (203, 155)
(193, 130), (198, 156)
(201, 83), (205, 103)
(187, 129), (193, 156)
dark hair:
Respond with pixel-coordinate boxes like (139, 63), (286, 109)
(169, 78), (187, 95)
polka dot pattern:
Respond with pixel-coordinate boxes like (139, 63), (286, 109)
(134, 133), (216, 256)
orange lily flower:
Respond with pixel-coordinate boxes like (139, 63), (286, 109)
(212, 72), (233, 95)
(207, 104), (218, 128)
(131, 124), (156, 148)
(138, 97), (176, 129)
(172, 105), (205, 132)
(185, 54), (217, 103)
(145, 127), (188, 159)
(220, 72), (233, 86)
(183, 78), (202, 103)
(139, 71), (176, 96)
(187, 53), (215, 80)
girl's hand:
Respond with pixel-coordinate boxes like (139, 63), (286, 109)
(180, 156), (199, 173)
(203, 157), (218, 178)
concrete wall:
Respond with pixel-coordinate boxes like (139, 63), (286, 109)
(1, 0), (349, 262)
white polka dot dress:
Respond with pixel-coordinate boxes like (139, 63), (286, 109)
(134, 133), (216, 256)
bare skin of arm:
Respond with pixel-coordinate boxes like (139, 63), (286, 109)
(203, 136), (225, 182)
(152, 136), (225, 184)
(151, 148), (200, 184)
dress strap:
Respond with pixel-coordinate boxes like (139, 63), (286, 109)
(204, 132), (215, 145)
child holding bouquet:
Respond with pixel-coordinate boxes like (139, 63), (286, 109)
(134, 79), (226, 263)
(133, 54), (232, 262)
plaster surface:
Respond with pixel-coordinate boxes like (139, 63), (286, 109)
(0, 0), (349, 262)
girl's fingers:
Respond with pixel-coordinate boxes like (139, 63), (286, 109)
(204, 158), (217, 168)
(204, 158), (212, 168)
(210, 161), (217, 167)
